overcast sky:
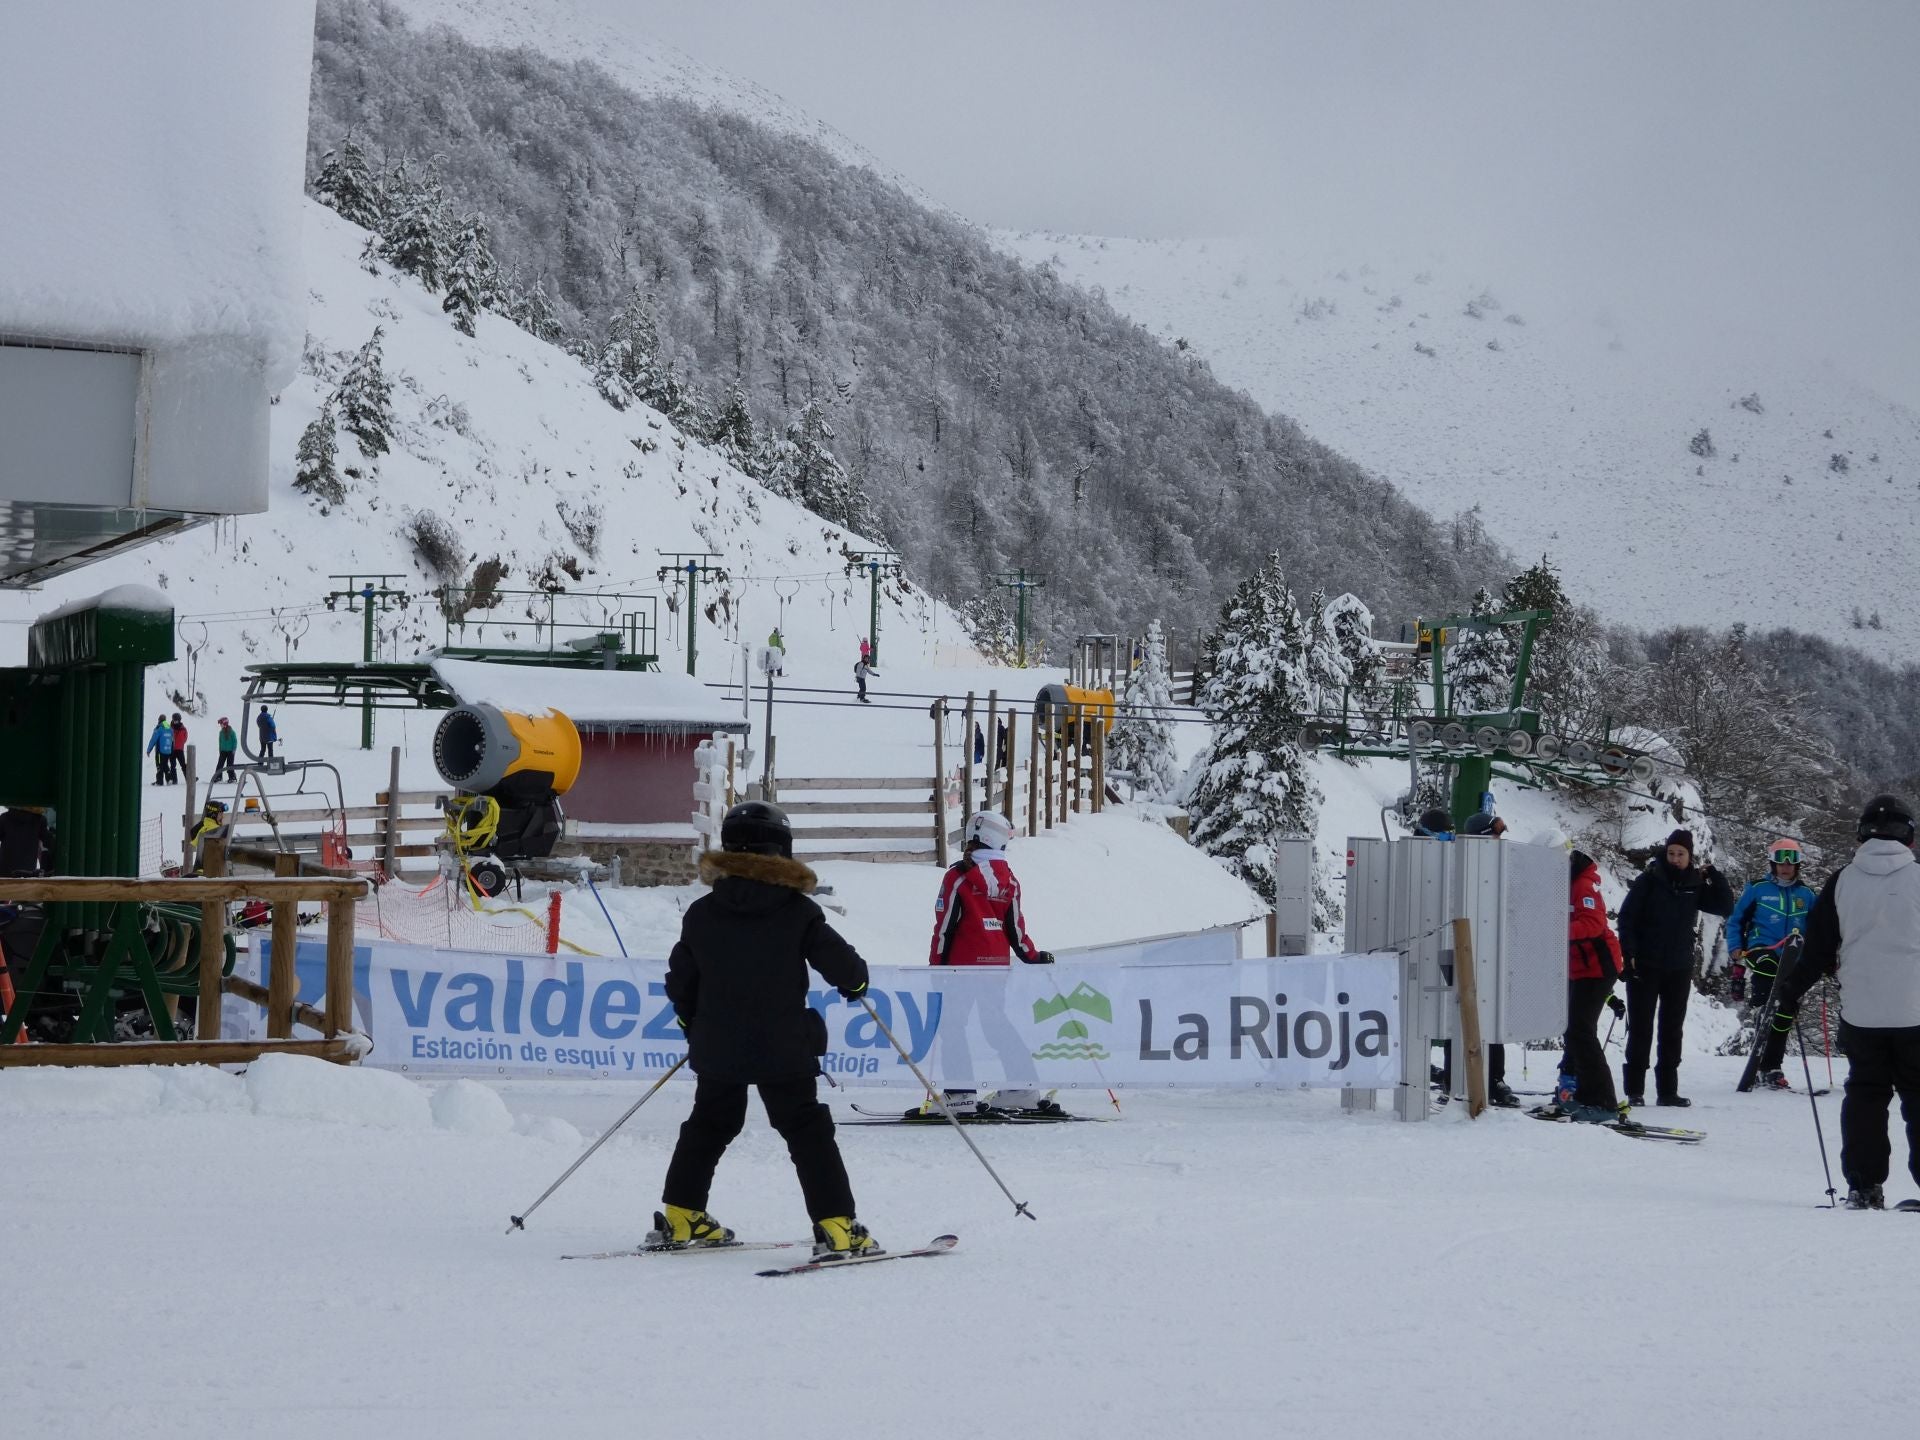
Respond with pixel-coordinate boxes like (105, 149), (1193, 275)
(583, 0), (1920, 407)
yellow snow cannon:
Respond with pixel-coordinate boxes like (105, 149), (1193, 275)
(432, 704), (581, 802)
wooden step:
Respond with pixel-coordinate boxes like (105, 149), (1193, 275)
(777, 777), (935, 792)
(786, 825), (938, 842)
(779, 800), (934, 815)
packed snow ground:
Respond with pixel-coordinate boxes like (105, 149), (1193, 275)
(999, 231), (1920, 663)
(3, 1042), (1900, 1440)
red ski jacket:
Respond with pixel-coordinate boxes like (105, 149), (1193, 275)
(929, 853), (1040, 966)
(1570, 852), (1623, 981)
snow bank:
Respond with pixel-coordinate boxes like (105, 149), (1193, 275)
(0, 1), (315, 382)
(244, 1054), (432, 1130)
(430, 1077), (515, 1136)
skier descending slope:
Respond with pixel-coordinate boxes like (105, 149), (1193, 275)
(653, 801), (883, 1259)
(1768, 795), (1920, 1211)
(1726, 836), (1817, 1090)
(914, 810), (1059, 1119)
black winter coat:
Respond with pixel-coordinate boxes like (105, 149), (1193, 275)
(1618, 858), (1734, 976)
(667, 850), (868, 1084)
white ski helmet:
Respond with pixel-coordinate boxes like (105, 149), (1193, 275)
(964, 810), (1015, 850)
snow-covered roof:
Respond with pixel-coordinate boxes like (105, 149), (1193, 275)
(0, 1), (314, 382)
(33, 585), (172, 624)
(430, 657), (747, 733)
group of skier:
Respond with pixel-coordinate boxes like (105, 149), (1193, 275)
(141, 709), (272, 789)
(649, 782), (1920, 1258)
(1549, 796), (1920, 1211)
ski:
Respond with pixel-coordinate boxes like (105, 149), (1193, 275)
(1897, 1200), (1920, 1213)
(757, 1234), (959, 1277)
(562, 1240), (802, 1260)
(847, 1105), (1107, 1125)
(1528, 1106), (1704, 1143)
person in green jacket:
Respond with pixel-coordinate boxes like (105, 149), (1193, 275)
(212, 717), (239, 783)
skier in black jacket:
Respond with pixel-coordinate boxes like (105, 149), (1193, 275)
(1617, 828), (1734, 1108)
(1769, 795), (1920, 1209)
(653, 801), (880, 1258)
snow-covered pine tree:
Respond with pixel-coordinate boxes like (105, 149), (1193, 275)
(709, 380), (760, 478)
(1188, 553), (1327, 926)
(1108, 619), (1181, 800)
(1444, 587), (1516, 717)
(337, 327), (396, 460)
(312, 131), (384, 231)
(1301, 588), (1354, 715)
(592, 288), (665, 412)
(1494, 556), (1607, 734)
(377, 161), (450, 292)
(293, 400), (344, 506)
(774, 399), (870, 530)
(441, 215), (496, 337)
(1321, 592), (1384, 706)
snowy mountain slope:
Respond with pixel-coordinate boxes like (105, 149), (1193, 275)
(997, 231), (1920, 662)
(384, 0), (951, 217)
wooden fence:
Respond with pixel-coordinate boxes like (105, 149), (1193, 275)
(0, 869), (369, 1068)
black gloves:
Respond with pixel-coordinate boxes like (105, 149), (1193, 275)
(840, 980), (869, 1001)
(1026, 951), (1056, 965)
(1605, 994), (1626, 1019)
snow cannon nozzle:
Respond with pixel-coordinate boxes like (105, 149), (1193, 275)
(433, 703), (581, 800)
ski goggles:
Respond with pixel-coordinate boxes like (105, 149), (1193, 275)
(1770, 847), (1801, 866)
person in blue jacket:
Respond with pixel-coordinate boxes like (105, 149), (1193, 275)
(145, 715), (173, 787)
(1727, 836), (1817, 1089)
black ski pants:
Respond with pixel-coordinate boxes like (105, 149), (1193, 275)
(1565, 976), (1619, 1111)
(1837, 1021), (1920, 1191)
(1624, 967), (1692, 1100)
(662, 1074), (855, 1222)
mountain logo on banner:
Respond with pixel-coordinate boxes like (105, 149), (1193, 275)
(1031, 982), (1112, 1060)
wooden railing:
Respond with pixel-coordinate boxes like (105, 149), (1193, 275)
(0, 875), (369, 1068)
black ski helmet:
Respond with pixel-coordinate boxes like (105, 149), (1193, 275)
(1416, 807), (1453, 837)
(1856, 793), (1916, 845)
(720, 800), (793, 857)
(1463, 811), (1497, 836)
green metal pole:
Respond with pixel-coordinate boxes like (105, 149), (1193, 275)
(868, 561), (881, 669)
(361, 583), (376, 750)
(1508, 615), (1541, 713)
(686, 562), (699, 677)
(1451, 755), (1492, 831)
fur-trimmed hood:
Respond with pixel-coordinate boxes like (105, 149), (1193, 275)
(699, 849), (818, 894)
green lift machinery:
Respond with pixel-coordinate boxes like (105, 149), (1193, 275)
(1311, 607), (1656, 827)
(0, 593), (232, 1043)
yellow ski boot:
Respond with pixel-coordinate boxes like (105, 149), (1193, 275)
(811, 1215), (881, 1259)
(650, 1204), (736, 1249)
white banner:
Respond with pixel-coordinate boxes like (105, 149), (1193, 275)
(265, 940), (1400, 1089)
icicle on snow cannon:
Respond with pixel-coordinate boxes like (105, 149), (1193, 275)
(432, 704), (582, 894)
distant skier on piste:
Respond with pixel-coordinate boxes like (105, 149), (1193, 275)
(1767, 794), (1920, 1211)
(915, 809), (1058, 1119)
(652, 801), (882, 1258)
(1726, 836), (1816, 1090)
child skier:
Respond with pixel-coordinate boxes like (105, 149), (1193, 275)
(652, 801), (881, 1258)
(1726, 836), (1817, 1090)
(915, 809), (1058, 1118)
(145, 715), (173, 786)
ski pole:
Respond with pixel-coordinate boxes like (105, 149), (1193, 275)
(1793, 1015), (1838, 1209)
(1821, 991), (1833, 1087)
(856, 994), (1036, 1221)
(506, 1055), (687, 1234)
